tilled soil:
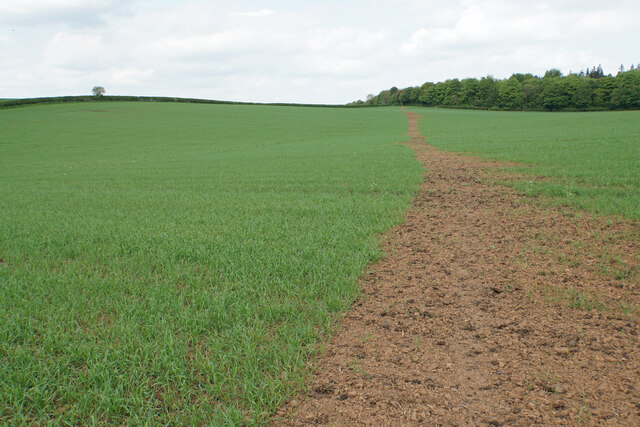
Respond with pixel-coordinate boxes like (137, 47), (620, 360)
(273, 110), (640, 426)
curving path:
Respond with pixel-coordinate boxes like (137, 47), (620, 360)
(273, 109), (640, 426)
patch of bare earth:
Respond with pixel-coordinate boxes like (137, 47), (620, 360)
(272, 110), (640, 426)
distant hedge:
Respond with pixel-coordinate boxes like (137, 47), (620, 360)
(0, 95), (356, 110)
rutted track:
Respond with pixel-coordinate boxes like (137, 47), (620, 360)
(273, 110), (640, 425)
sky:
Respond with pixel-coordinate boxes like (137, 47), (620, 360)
(1, 0), (639, 104)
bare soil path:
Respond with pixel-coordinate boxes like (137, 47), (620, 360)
(273, 110), (640, 426)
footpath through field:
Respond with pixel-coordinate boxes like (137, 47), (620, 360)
(273, 110), (640, 425)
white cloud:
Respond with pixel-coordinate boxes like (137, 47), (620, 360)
(45, 32), (108, 70)
(306, 27), (388, 53)
(110, 67), (154, 85)
(229, 9), (274, 17)
(1, 0), (114, 13)
(0, 0), (128, 25)
(397, 0), (639, 87)
(0, 0), (639, 103)
(401, 1), (633, 56)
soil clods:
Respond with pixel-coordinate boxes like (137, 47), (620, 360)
(274, 111), (639, 426)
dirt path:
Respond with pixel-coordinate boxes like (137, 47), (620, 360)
(273, 110), (640, 426)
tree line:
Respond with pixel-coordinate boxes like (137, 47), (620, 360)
(353, 65), (640, 111)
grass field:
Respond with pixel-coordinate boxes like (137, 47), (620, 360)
(409, 108), (640, 219)
(0, 102), (422, 424)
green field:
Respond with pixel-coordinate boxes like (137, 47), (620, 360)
(0, 103), (422, 424)
(3, 101), (638, 424)
(409, 108), (640, 219)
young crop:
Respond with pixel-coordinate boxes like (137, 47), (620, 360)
(0, 102), (423, 423)
(409, 108), (640, 219)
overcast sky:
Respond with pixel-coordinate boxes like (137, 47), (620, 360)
(1, 0), (638, 104)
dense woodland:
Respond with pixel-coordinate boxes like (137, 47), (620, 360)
(354, 65), (640, 110)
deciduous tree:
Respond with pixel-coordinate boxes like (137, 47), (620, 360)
(92, 86), (105, 96)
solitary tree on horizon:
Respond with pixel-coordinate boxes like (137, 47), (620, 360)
(92, 86), (105, 96)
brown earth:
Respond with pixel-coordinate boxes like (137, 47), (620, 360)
(272, 110), (640, 426)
